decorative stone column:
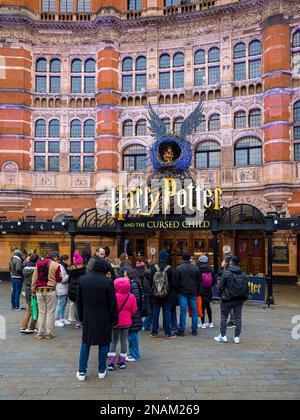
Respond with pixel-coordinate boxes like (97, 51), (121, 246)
(262, 14), (293, 209)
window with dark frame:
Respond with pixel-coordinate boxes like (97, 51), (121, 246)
(235, 137), (262, 166)
(195, 141), (221, 169)
(123, 145), (147, 172)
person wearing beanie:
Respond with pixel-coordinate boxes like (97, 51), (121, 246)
(218, 256), (236, 329)
(148, 250), (176, 339)
(68, 252), (86, 329)
(175, 252), (200, 336)
(197, 255), (216, 329)
(9, 249), (24, 310)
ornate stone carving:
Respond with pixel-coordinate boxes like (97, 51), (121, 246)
(2, 161), (18, 172)
(36, 175), (55, 187)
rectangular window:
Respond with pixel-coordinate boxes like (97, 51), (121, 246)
(34, 156), (46, 172)
(122, 75), (133, 92)
(292, 51), (300, 70)
(60, 0), (74, 13)
(84, 156), (94, 172)
(36, 76), (47, 93)
(295, 144), (300, 161)
(128, 0), (142, 10)
(136, 74), (146, 91)
(208, 66), (220, 85)
(35, 141), (46, 153)
(235, 149), (248, 167)
(48, 142), (60, 153)
(194, 68), (205, 86)
(234, 62), (246, 81)
(123, 156), (135, 172)
(249, 148), (262, 165)
(173, 70), (184, 89)
(159, 72), (170, 90)
(71, 77), (82, 93)
(50, 76), (61, 93)
(48, 156), (60, 172)
(70, 156), (81, 172)
(294, 126), (300, 140)
(42, 0), (56, 12)
(196, 153), (207, 169)
(84, 141), (95, 153)
(84, 76), (95, 93)
(249, 59), (261, 79)
(136, 155), (147, 171)
(77, 0), (91, 13)
(70, 142), (81, 153)
(209, 151), (221, 168)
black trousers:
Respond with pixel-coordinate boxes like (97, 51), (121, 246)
(220, 300), (244, 338)
(201, 300), (212, 324)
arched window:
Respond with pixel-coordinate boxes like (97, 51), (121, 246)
(208, 114), (220, 131)
(234, 43), (246, 59)
(196, 116), (206, 133)
(194, 49), (205, 65)
(35, 119), (47, 137)
(85, 58), (96, 73)
(136, 119), (147, 136)
(50, 58), (61, 73)
(72, 59), (82, 73)
(84, 120), (95, 138)
(159, 54), (170, 69)
(123, 145), (147, 171)
(123, 120), (133, 137)
(234, 111), (246, 129)
(249, 109), (262, 127)
(49, 120), (60, 138)
(195, 141), (221, 169)
(162, 118), (171, 133)
(292, 31), (300, 75)
(249, 40), (262, 57)
(122, 57), (133, 72)
(173, 117), (184, 134)
(136, 56), (147, 71)
(70, 119), (82, 138)
(208, 47), (220, 63)
(173, 52), (184, 68)
(249, 40), (262, 79)
(235, 137), (262, 166)
(293, 30), (300, 48)
(36, 58), (47, 72)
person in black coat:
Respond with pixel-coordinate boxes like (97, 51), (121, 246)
(76, 259), (118, 382)
(68, 260), (86, 329)
(124, 267), (144, 362)
(197, 255), (217, 329)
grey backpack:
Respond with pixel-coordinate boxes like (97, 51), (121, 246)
(153, 265), (170, 298)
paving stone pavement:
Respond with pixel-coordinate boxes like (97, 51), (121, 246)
(0, 281), (300, 400)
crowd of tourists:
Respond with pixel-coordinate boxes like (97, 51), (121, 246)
(9, 246), (249, 381)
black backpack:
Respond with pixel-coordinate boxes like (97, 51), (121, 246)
(228, 272), (249, 301)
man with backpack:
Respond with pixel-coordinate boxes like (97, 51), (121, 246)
(198, 255), (216, 329)
(31, 251), (62, 340)
(175, 252), (200, 336)
(149, 250), (176, 339)
(215, 256), (249, 344)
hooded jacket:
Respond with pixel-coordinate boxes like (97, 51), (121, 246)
(68, 264), (86, 302)
(175, 261), (200, 298)
(56, 264), (69, 297)
(219, 266), (249, 302)
(197, 263), (217, 302)
(114, 278), (137, 328)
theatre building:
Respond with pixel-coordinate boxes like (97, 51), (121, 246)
(1, 0), (300, 284)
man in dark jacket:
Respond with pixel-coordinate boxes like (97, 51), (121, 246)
(215, 256), (249, 345)
(175, 252), (200, 336)
(149, 250), (176, 339)
(9, 249), (24, 310)
(76, 259), (118, 382)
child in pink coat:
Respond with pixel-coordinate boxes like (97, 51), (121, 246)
(107, 278), (137, 370)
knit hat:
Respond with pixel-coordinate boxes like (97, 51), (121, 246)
(74, 252), (83, 265)
(199, 255), (209, 264)
(182, 252), (191, 261)
(13, 249), (22, 258)
(158, 250), (169, 262)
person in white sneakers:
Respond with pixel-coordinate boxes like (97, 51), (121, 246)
(215, 256), (249, 344)
(197, 255), (216, 329)
(55, 255), (71, 328)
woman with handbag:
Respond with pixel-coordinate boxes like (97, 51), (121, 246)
(107, 277), (137, 371)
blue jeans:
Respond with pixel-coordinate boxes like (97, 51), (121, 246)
(79, 342), (109, 374)
(170, 306), (178, 330)
(55, 295), (68, 319)
(11, 277), (23, 309)
(128, 331), (140, 360)
(143, 312), (153, 330)
(178, 295), (198, 333)
(152, 301), (171, 336)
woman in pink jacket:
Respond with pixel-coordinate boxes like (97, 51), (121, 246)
(107, 278), (137, 370)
